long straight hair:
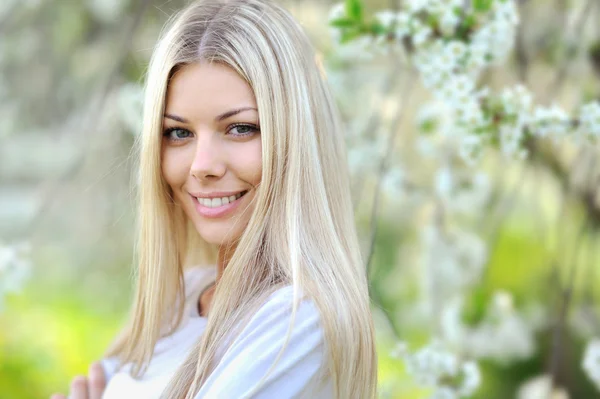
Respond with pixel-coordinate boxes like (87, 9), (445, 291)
(105, 1), (377, 398)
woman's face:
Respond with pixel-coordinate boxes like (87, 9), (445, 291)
(161, 62), (262, 246)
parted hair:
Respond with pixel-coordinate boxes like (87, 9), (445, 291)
(104, 0), (377, 398)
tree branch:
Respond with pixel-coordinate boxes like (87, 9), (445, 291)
(365, 71), (416, 276)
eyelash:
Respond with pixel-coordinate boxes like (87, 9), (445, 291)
(162, 123), (260, 142)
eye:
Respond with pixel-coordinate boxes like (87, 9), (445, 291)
(227, 123), (259, 137)
(163, 127), (192, 142)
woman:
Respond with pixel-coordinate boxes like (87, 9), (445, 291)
(51, 0), (377, 398)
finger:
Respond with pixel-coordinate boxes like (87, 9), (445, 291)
(70, 375), (89, 399)
(88, 362), (107, 399)
(50, 394), (67, 399)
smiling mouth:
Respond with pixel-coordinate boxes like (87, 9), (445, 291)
(195, 190), (248, 208)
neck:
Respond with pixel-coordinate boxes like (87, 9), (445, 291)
(199, 243), (236, 318)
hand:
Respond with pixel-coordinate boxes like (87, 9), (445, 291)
(50, 361), (107, 399)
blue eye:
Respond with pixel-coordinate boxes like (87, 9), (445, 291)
(163, 127), (192, 141)
(228, 124), (259, 137)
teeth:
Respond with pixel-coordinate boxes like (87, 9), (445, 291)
(197, 191), (245, 208)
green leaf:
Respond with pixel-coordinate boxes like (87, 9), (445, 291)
(461, 286), (491, 326)
(339, 31), (361, 44)
(473, 0), (494, 12)
(463, 14), (477, 29)
(329, 17), (357, 28)
(345, 0), (363, 21)
(456, 14), (477, 40)
(369, 21), (387, 35)
(419, 118), (438, 134)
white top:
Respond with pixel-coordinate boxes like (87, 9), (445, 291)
(100, 266), (332, 398)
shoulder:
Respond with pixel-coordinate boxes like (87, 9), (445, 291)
(256, 285), (317, 315)
(100, 266), (217, 380)
(251, 285), (322, 330)
(195, 285), (330, 398)
(231, 285), (323, 348)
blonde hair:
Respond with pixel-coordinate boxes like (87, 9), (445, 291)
(105, 0), (377, 398)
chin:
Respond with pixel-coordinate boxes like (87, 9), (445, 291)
(195, 223), (243, 247)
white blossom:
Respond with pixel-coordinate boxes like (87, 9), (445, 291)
(444, 41), (468, 64)
(0, 241), (32, 311)
(374, 10), (396, 28)
(333, 36), (377, 61)
(470, 1), (519, 65)
(416, 136), (439, 158)
(433, 167), (491, 214)
(455, 98), (485, 127)
(583, 339), (600, 390)
(458, 134), (485, 166)
(499, 124), (528, 159)
(517, 375), (570, 399)
(465, 40), (490, 77)
(531, 104), (572, 141)
(578, 102), (600, 141)
(421, 224), (488, 300)
(405, 342), (457, 385)
(499, 85), (533, 158)
(443, 75), (476, 103)
(416, 102), (445, 131)
(434, 166), (453, 199)
(328, 2), (347, 44)
(501, 84), (533, 118)
(405, 0), (433, 14)
(392, 339), (481, 398)
(328, 2), (346, 22)
(441, 292), (536, 363)
(394, 12), (412, 39)
(459, 361), (481, 396)
(375, 11), (412, 39)
(412, 22), (433, 48)
(439, 9), (460, 36)
(326, 1), (600, 393)
(493, 0), (520, 26)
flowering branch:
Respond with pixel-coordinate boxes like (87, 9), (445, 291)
(328, 0), (600, 395)
(331, 0), (600, 168)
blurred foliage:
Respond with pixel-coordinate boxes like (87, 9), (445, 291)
(1, 218), (581, 399)
(2, 0), (600, 398)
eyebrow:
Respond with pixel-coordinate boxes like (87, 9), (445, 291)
(164, 107), (258, 124)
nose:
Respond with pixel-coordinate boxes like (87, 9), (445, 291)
(190, 133), (226, 181)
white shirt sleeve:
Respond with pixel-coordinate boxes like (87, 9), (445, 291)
(194, 286), (332, 399)
(99, 266), (217, 384)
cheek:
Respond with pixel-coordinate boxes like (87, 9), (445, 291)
(161, 148), (187, 190)
(160, 152), (174, 187)
(229, 140), (262, 185)
(248, 142), (262, 184)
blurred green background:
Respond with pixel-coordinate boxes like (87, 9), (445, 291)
(1, 0), (600, 398)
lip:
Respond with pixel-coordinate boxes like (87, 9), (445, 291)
(190, 190), (246, 199)
(191, 191), (248, 218)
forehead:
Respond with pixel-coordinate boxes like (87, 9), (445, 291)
(164, 62), (257, 118)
